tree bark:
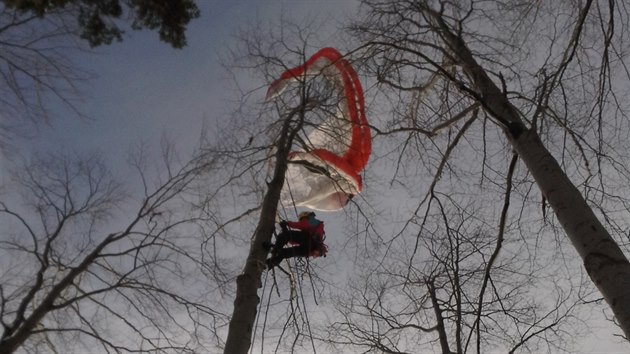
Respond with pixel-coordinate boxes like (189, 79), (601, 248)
(427, 279), (453, 354)
(512, 129), (630, 338)
(223, 106), (304, 354)
(222, 170), (287, 354)
(429, 10), (630, 338)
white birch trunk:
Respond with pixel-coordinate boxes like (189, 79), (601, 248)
(513, 129), (630, 336)
(431, 11), (630, 337)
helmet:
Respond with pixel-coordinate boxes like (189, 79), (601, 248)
(298, 211), (314, 219)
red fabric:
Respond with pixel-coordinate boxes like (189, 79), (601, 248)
(308, 149), (362, 190)
(285, 219), (326, 257)
(335, 55), (370, 173)
(267, 48), (370, 178)
(268, 47), (371, 210)
(285, 219), (324, 238)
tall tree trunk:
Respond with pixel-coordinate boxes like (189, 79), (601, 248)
(223, 105), (305, 354)
(428, 9), (630, 338)
(513, 128), (630, 336)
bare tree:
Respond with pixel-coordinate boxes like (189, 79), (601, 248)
(218, 20), (369, 352)
(341, 0), (630, 345)
(327, 152), (589, 353)
(0, 148), (227, 353)
(0, 5), (87, 147)
(194, 1), (630, 351)
(223, 102), (306, 354)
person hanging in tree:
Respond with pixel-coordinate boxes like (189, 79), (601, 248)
(266, 211), (327, 269)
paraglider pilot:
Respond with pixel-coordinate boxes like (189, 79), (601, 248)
(266, 211), (327, 269)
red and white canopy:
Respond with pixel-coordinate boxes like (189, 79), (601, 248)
(267, 48), (371, 211)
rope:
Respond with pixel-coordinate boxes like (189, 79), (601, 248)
(283, 176), (300, 218)
(296, 260), (317, 354)
(306, 261), (320, 306)
(249, 268), (270, 354)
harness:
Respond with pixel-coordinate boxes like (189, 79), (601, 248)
(308, 219), (327, 258)
(311, 238), (328, 257)
(282, 216), (328, 258)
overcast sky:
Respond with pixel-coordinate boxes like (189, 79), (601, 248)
(14, 0), (359, 165)
(3, 1), (629, 352)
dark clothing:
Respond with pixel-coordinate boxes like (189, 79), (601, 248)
(274, 230), (318, 259)
(284, 219), (325, 246)
(267, 216), (327, 268)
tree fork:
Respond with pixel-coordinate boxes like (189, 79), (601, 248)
(0, 233), (116, 353)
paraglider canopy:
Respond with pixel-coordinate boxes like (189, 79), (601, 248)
(267, 48), (371, 211)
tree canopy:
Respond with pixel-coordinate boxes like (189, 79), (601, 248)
(3, 0), (200, 48)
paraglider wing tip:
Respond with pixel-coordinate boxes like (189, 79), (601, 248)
(271, 47), (371, 210)
(266, 66), (309, 101)
(265, 79), (282, 101)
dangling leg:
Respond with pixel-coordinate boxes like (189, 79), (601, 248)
(267, 231), (308, 268)
(267, 244), (310, 269)
(270, 229), (293, 257)
(275, 242), (310, 260)
(267, 230), (292, 268)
